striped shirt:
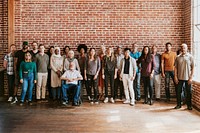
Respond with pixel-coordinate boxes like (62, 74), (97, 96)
(4, 53), (14, 75)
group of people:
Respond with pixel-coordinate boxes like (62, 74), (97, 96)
(3, 41), (194, 110)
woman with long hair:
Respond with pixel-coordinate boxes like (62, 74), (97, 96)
(19, 51), (37, 106)
(102, 47), (118, 103)
(98, 45), (106, 100)
(84, 48), (101, 104)
(137, 46), (155, 105)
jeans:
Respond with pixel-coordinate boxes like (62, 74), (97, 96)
(142, 76), (153, 101)
(104, 70), (115, 98)
(21, 73), (34, 102)
(134, 72), (141, 99)
(114, 73), (124, 99)
(52, 87), (61, 100)
(7, 74), (15, 97)
(164, 71), (177, 99)
(86, 74), (98, 101)
(177, 80), (192, 107)
(62, 83), (79, 103)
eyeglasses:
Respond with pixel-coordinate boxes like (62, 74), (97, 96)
(26, 54), (31, 57)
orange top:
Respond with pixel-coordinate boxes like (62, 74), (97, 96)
(161, 51), (177, 71)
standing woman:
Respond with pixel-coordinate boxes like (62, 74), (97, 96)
(84, 48), (101, 104)
(63, 46), (70, 60)
(50, 47), (63, 101)
(102, 47), (118, 103)
(98, 45), (106, 100)
(19, 51), (37, 106)
(77, 44), (88, 100)
(47, 46), (54, 99)
(137, 46), (155, 105)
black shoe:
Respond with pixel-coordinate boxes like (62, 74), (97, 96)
(149, 99), (153, 105)
(73, 102), (79, 106)
(155, 98), (160, 101)
(143, 100), (148, 104)
(19, 101), (24, 106)
(187, 106), (193, 110)
(28, 101), (33, 106)
(174, 105), (181, 109)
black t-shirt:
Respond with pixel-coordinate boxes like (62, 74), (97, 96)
(124, 58), (130, 74)
(15, 50), (27, 71)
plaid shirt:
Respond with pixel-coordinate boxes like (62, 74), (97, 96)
(4, 53), (14, 75)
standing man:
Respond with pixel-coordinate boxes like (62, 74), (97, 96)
(152, 45), (162, 101)
(174, 43), (194, 110)
(114, 46), (124, 100)
(3, 44), (16, 102)
(13, 41), (29, 104)
(120, 48), (136, 106)
(31, 41), (39, 61)
(161, 42), (177, 102)
(130, 43), (141, 101)
(35, 44), (49, 102)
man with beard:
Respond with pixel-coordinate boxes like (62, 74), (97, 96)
(12, 41), (30, 104)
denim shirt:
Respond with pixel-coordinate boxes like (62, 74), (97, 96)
(130, 51), (141, 73)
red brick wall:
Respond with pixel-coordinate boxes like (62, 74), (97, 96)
(0, 0), (8, 67)
(14, 0), (184, 52)
(192, 82), (200, 110)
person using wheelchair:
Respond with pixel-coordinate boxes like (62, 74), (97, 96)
(61, 62), (83, 106)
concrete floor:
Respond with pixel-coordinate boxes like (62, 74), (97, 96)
(0, 99), (200, 133)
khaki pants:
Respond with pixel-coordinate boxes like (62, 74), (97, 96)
(122, 74), (135, 102)
(36, 73), (48, 99)
(153, 74), (161, 99)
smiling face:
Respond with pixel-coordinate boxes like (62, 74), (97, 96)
(181, 44), (188, 54)
(55, 49), (59, 55)
(166, 44), (172, 52)
(39, 45), (45, 53)
(32, 42), (38, 50)
(90, 48), (96, 57)
(25, 52), (32, 61)
(144, 47), (149, 55)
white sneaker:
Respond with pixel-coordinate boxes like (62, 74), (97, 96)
(104, 97), (108, 103)
(8, 96), (13, 102)
(130, 100), (135, 106)
(11, 97), (18, 104)
(110, 98), (115, 103)
(123, 99), (130, 104)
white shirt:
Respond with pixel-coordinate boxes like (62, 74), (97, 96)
(61, 69), (82, 85)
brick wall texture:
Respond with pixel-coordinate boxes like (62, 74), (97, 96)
(0, 0), (199, 109)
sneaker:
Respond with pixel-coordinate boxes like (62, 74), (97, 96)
(90, 100), (94, 104)
(104, 97), (109, 103)
(8, 97), (13, 102)
(28, 101), (33, 106)
(130, 100), (135, 106)
(19, 101), (24, 106)
(11, 97), (18, 104)
(62, 101), (68, 106)
(110, 98), (115, 103)
(123, 99), (130, 104)
(94, 100), (99, 104)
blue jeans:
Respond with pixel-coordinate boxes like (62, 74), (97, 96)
(164, 71), (177, 99)
(134, 72), (141, 99)
(52, 87), (61, 100)
(62, 82), (80, 103)
(21, 73), (34, 102)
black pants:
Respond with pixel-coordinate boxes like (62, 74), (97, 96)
(104, 70), (115, 98)
(86, 74), (98, 101)
(177, 80), (192, 107)
(142, 76), (153, 100)
(164, 71), (178, 99)
(114, 74), (124, 99)
(7, 74), (15, 97)
(47, 69), (53, 99)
